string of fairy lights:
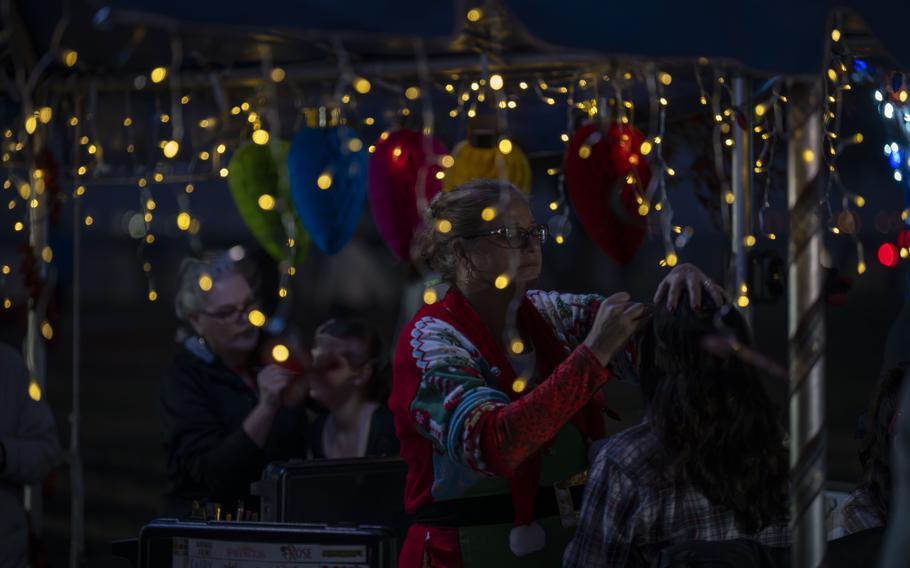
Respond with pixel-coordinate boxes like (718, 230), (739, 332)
(5, 7), (910, 363)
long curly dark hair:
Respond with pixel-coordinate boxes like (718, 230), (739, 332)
(638, 293), (789, 533)
(856, 364), (907, 518)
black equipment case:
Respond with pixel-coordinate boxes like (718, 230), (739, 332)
(252, 457), (410, 539)
(135, 518), (397, 567)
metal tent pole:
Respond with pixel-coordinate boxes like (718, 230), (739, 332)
(786, 79), (827, 568)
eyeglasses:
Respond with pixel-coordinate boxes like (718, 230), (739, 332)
(199, 298), (258, 322)
(463, 224), (549, 249)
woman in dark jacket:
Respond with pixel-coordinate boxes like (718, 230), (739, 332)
(159, 250), (310, 518)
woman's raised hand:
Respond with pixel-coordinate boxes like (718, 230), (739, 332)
(583, 292), (645, 367)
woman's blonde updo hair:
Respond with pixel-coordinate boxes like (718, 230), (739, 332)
(412, 178), (526, 282)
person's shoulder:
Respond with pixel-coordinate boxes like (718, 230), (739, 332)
(372, 404), (395, 428)
(162, 342), (214, 393)
(369, 405), (401, 456)
(0, 341), (26, 370)
(594, 422), (662, 479)
(0, 341), (28, 390)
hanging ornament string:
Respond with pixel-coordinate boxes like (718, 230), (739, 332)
(261, 43), (298, 330)
(645, 67), (681, 267)
(823, 23), (866, 274)
(753, 78), (785, 241)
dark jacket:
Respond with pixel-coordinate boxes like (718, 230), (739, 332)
(159, 339), (310, 517)
(0, 343), (61, 568)
(306, 405), (400, 459)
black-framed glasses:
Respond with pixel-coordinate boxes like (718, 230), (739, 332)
(200, 298), (258, 322)
(463, 224), (549, 249)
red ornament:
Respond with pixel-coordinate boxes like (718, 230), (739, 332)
(563, 122), (651, 264)
(897, 229), (910, 249)
(878, 242), (899, 267)
(368, 129), (448, 262)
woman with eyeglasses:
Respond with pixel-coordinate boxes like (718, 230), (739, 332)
(159, 251), (311, 518)
(305, 318), (399, 459)
(390, 179), (723, 567)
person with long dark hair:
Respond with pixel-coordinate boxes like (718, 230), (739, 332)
(829, 364), (907, 539)
(565, 295), (789, 567)
(391, 179), (722, 566)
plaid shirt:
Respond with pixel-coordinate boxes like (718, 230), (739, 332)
(564, 421), (790, 567)
(828, 487), (885, 540)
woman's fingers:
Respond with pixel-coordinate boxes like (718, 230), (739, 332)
(685, 272), (702, 310)
(603, 291), (631, 305)
(666, 274), (685, 311)
(706, 281), (727, 305)
(653, 279), (669, 305)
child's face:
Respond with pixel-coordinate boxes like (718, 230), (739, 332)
(308, 333), (370, 408)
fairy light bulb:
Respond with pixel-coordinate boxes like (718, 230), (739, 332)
(578, 145), (592, 159)
(512, 378), (527, 393)
(258, 194), (276, 210)
(353, 77), (371, 94)
(481, 207), (497, 221)
(436, 219), (452, 234)
(163, 140), (179, 158)
(511, 339), (525, 354)
(219, 168), (229, 178)
(317, 172), (333, 190)
(198, 274), (213, 291)
(831, 29), (841, 42)
(272, 344), (290, 363)
(176, 212), (191, 231)
(38, 107), (53, 124)
(737, 295), (751, 308)
(41, 246), (53, 263)
(28, 380), (41, 401)
(252, 129), (269, 145)
(659, 72), (672, 86)
(549, 201), (559, 211)
(347, 138), (363, 152)
(25, 116), (37, 134)
(857, 260), (867, 275)
(423, 288), (438, 305)
(248, 309), (266, 327)
(270, 67), (286, 82)
(405, 86), (420, 100)
(63, 50), (78, 67)
(755, 103), (767, 117)
(489, 74), (504, 91)
(441, 155), (455, 168)
(640, 141), (653, 155)
(665, 253), (678, 267)
(744, 235), (757, 247)
(466, 8), (483, 21)
(41, 321), (53, 340)
(150, 67), (168, 83)
(498, 138), (513, 154)
(494, 274), (510, 289)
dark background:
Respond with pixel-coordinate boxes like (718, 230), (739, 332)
(0, 1), (908, 566)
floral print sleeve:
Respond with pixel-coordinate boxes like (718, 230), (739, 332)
(528, 290), (638, 383)
(407, 315), (510, 478)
